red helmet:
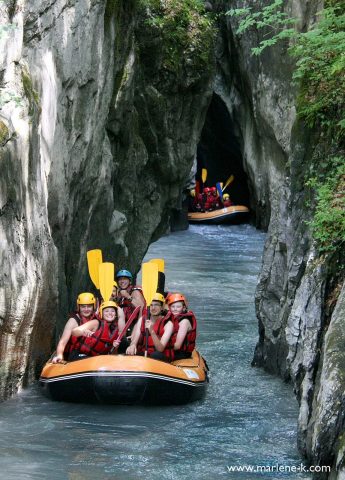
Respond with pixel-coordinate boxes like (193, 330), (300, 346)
(204, 187), (210, 194)
(211, 187), (217, 192)
(166, 293), (187, 306)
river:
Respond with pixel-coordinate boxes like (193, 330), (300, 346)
(0, 224), (311, 479)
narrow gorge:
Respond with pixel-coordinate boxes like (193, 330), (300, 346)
(0, 0), (344, 477)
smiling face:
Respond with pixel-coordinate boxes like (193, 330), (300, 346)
(102, 307), (116, 322)
(79, 304), (94, 318)
(169, 301), (184, 315)
(118, 277), (131, 290)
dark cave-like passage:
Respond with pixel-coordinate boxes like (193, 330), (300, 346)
(197, 93), (250, 207)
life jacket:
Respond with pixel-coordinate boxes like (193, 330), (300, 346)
(77, 320), (119, 356)
(64, 311), (98, 357)
(137, 312), (174, 360)
(171, 310), (197, 353)
(119, 285), (145, 321)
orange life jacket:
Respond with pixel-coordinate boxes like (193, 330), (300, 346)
(119, 285), (145, 321)
(64, 311), (98, 356)
(77, 320), (119, 356)
(137, 312), (174, 360)
(171, 310), (197, 353)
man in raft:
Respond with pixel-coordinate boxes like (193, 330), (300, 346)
(166, 293), (197, 360)
(126, 293), (174, 361)
(116, 269), (145, 320)
(52, 295), (125, 363)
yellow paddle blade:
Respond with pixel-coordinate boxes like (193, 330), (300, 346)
(142, 262), (159, 306)
(222, 174), (234, 192)
(201, 168), (207, 183)
(149, 258), (165, 273)
(87, 249), (103, 289)
(99, 262), (114, 302)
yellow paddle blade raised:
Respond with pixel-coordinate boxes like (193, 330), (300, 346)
(222, 174), (234, 192)
(201, 168), (207, 183)
(99, 262), (114, 302)
(142, 262), (159, 307)
(149, 258), (165, 273)
(87, 249), (103, 289)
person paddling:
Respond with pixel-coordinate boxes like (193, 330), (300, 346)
(52, 293), (98, 363)
(167, 293), (197, 360)
(126, 293), (174, 361)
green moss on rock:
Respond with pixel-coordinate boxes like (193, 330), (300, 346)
(21, 69), (40, 116)
(0, 120), (9, 146)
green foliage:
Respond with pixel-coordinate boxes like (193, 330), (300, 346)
(290, 6), (345, 139)
(306, 157), (345, 253)
(226, 0), (297, 55)
(138, 0), (215, 75)
(226, 1), (345, 256)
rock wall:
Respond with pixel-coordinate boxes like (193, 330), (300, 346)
(211, 0), (344, 476)
(0, 0), (214, 400)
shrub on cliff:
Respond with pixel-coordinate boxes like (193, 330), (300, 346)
(137, 0), (215, 83)
(227, 0), (345, 255)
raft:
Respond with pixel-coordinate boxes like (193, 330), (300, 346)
(39, 350), (209, 405)
(188, 205), (249, 224)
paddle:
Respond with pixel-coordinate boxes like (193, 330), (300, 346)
(216, 182), (223, 202)
(149, 258), (165, 294)
(141, 262), (159, 357)
(195, 180), (200, 198)
(201, 168), (207, 184)
(222, 174), (234, 192)
(87, 249), (103, 289)
(109, 305), (141, 354)
(99, 262), (114, 302)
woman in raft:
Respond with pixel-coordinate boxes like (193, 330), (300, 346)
(166, 293), (197, 360)
(126, 293), (174, 361)
(52, 297), (126, 363)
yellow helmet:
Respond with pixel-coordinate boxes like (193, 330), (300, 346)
(77, 292), (96, 307)
(223, 193), (230, 199)
(99, 300), (118, 317)
(151, 293), (165, 304)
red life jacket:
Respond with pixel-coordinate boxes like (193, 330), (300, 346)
(77, 320), (119, 356)
(137, 312), (174, 360)
(171, 310), (197, 353)
(64, 312), (98, 357)
(119, 285), (145, 321)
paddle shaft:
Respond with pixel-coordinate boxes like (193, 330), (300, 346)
(109, 306), (141, 354)
(145, 306), (150, 358)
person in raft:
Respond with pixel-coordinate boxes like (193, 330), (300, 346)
(116, 269), (145, 320)
(167, 293), (197, 360)
(52, 297), (126, 363)
(52, 292), (98, 363)
(126, 293), (174, 361)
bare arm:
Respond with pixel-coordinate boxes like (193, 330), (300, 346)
(147, 320), (174, 352)
(52, 317), (78, 363)
(117, 307), (126, 333)
(173, 318), (191, 350)
(126, 316), (143, 355)
(131, 290), (145, 309)
(71, 319), (99, 337)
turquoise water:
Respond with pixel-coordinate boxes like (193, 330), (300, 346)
(0, 225), (311, 479)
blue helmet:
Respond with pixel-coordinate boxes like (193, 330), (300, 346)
(116, 269), (133, 281)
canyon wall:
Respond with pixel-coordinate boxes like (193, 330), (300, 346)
(0, 0), (214, 399)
